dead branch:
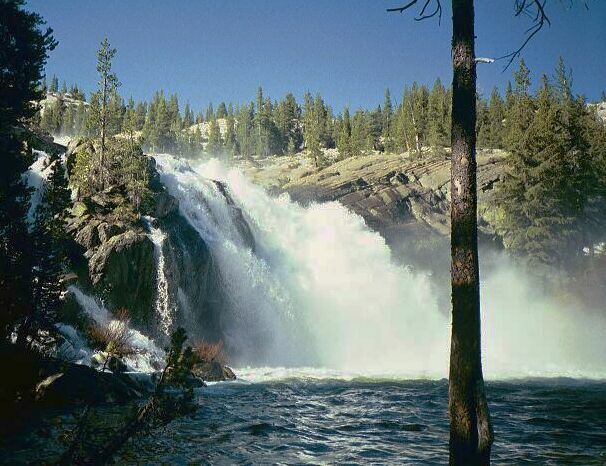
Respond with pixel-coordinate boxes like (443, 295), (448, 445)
(387, 0), (442, 24)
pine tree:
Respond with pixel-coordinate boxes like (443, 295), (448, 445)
(504, 59), (534, 153)
(224, 110), (238, 158)
(205, 103), (215, 122)
(31, 154), (71, 331)
(382, 89), (394, 152)
(496, 73), (591, 268)
(206, 118), (223, 155)
(216, 102), (227, 119)
(302, 92), (324, 167)
(476, 94), (490, 148)
(91, 37), (120, 189)
(337, 106), (352, 159)
(350, 109), (373, 156)
(183, 102), (194, 128)
(122, 97), (138, 142)
(426, 78), (450, 148)
(135, 102), (147, 130)
(49, 74), (58, 93)
(60, 80), (67, 94)
(236, 103), (254, 160)
(487, 87), (505, 149)
(275, 93), (302, 155)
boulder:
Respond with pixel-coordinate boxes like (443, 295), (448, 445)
(191, 361), (236, 382)
(35, 363), (146, 406)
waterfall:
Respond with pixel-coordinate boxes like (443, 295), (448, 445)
(24, 150), (51, 227)
(153, 154), (606, 379)
(68, 285), (165, 372)
(144, 217), (173, 336)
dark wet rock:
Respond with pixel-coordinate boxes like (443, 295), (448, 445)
(153, 190), (179, 219)
(35, 363), (146, 406)
(88, 230), (155, 324)
(192, 361), (236, 382)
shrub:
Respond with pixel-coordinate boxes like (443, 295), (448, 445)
(192, 340), (227, 365)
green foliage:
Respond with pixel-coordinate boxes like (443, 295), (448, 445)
(0, 0), (56, 341)
(31, 154), (71, 333)
(206, 118), (223, 155)
(495, 60), (603, 270)
(71, 138), (152, 211)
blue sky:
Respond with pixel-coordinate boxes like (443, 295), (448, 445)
(27, 0), (606, 112)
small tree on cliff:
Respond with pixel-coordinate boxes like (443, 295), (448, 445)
(89, 38), (119, 190)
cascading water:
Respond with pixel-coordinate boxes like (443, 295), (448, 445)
(144, 217), (173, 336)
(67, 285), (165, 372)
(154, 154), (606, 379)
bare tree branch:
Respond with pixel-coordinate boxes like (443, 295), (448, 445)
(387, 0), (442, 24)
(497, 0), (551, 70)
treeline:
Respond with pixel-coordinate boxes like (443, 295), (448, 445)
(38, 58), (605, 169)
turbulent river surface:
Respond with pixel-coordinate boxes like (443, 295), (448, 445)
(4, 369), (606, 465)
(122, 371), (606, 465)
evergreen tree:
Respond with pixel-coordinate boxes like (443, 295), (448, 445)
(135, 102), (147, 130)
(476, 94), (490, 148)
(183, 102), (194, 128)
(224, 110), (238, 158)
(0, 0), (56, 340)
(496, 73), (592, 268)
(275, 92), (302, 155)
(206, 118), (223, 155)
(122, 97), (138, 142)
(337, 106), (352, 159)
(426, 78), (450, 148)
(351, 109), (373, 156)
(216, 102), (228, 119)
(31, 153), (71, 332)
(60, 80), (67, 94)
(504, 59), (535, 152)
(205, 103), (215, 122)
(486, 87), (505, 149)
(302, 92), (324, 167)
(382, 89), (394, 152)
(236, 103), (254, 160)
(89, 38), (120, 189)
(49, 74), (58, 93)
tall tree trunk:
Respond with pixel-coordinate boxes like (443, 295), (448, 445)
(100, 75), (107, 190)
(449, 1), (493, 464)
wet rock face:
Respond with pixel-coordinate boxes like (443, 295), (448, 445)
(89, 230), (155, 324)
(158, 211), (225, 342)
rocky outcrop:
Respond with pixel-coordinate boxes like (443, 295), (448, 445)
(65, 184), (156, 325)
(247, 149), (506, 242)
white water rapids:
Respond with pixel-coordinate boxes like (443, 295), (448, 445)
(153, 154), (606, 380)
